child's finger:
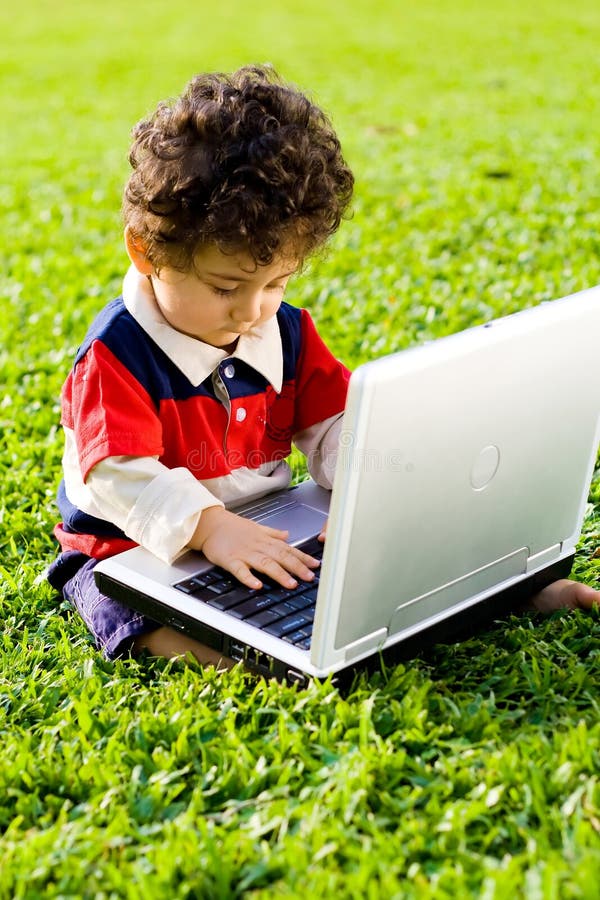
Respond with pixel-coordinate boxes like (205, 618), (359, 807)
(288, 546), (320, 568)
(227, 560), (264, 590)
(260, 543), (319, 586)
(261, 525), (289, 539)
(248, 555), (299, 590)
(257, 526), (320, 568)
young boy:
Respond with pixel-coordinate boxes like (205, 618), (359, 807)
(48, 66), (598, 667)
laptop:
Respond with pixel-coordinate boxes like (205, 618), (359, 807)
(95, 285), (600, 685)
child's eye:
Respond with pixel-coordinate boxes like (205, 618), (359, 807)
(210, 285), (237, 297)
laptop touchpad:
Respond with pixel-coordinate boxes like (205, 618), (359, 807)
(256, 506), (326, 545)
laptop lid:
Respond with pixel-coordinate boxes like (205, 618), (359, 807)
(95, 286), (600, 679)
(311, 286), (600, 670)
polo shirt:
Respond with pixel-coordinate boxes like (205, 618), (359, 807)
(55, 268), (350, 562)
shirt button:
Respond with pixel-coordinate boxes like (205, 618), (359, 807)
(223, 364), (235, 378)
(235, 407), (247, 423)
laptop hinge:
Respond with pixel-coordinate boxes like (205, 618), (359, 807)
(525, 543), (561, 573)
(343, 627), (388, 662)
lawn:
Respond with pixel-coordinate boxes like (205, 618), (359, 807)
(1, 0), (600, 895)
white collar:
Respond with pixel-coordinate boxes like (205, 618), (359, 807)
(122, 266), (283, 391)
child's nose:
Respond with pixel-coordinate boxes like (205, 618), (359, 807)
(232, 293), (262, 323)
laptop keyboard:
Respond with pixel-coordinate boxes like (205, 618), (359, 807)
(173, 536), (324, 651)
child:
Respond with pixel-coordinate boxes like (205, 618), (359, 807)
(48, 66), (598, 668)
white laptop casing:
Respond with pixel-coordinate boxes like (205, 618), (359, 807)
(96, 287), (600, 679)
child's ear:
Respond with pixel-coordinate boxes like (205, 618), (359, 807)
(124, 227), (155, 275)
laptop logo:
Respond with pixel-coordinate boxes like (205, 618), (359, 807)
(470, 444), (500, 491)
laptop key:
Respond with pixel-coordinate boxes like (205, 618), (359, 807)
(261, 583), (308, 602)
(258, 587), (291, 603)
(292, 591), (317, 611)
(190, 571), (221, 587)
(270, 596), (313, 617)
(174, 577), (203, 594)
(283, 627), (312, 645)
(283, 593), (314, 612)
(204, 588), (258, 611)
(245, 607), (286, 628)
(264, 612), (312, 638)
(199, 568), (227, 584)
(287, 623), (313, 647)
(205, 579), (236, 595)
(175, 572), (234, 596)
(177, 585), (228, 602)
(228, 594), (280, 619)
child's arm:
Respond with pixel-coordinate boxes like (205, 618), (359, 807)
(85, 455), (319, 587)
(80, 454), (222, 563)
(294, 413), (343, 490)
(288, 306), (349, 496)
(294, 414), (343, 542)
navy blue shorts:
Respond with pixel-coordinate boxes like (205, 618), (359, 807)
(48, 552), (159, 659)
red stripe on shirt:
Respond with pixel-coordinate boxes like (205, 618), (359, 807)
(294, 309), (351, 432)
(159, 391), (292, 477)
(53, 524), (137, 560)
(62, 340), (164, 480)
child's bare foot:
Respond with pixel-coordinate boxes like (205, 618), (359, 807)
(132, 626), (235, 669)
(530, 579), (600, 613)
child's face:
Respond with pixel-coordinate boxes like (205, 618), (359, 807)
(133, 241), (297, 350)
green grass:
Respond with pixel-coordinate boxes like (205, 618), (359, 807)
(1, 0), (600, 895)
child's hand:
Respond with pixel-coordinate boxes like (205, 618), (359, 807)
(530, 579), (600, 613)
(190, 506), (320, 590)
(318, 518), (328, 542)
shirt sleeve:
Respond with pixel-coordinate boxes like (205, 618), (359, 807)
(292, 309), (351, 433)
(62, 339), (164, 480)
(86, 456), (224, 564)
(293, 413), (343, 489)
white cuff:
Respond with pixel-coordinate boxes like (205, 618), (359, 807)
(124, 467), (223, 563)
(293, 413), (343, 489)
(86, 456), (223, 563)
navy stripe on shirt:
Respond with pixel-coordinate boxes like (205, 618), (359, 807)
(74, 298), (304, 403)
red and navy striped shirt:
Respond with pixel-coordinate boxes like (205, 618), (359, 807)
(55, 297), (350, 558)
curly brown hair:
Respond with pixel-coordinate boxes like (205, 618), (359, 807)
(123, 65), (354, 271)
